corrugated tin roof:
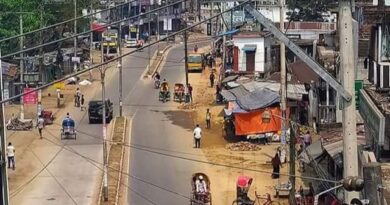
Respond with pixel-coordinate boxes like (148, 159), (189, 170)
(242, 81), (308, 101)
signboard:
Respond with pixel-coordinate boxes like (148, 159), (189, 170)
(130, 27), (137, 33)
(23, 88), (38, 104)
(207, 22), (212, 36)
(355, 80), (363, 108)
(71, 57), (80, 63)
(53, 82), (65, 89)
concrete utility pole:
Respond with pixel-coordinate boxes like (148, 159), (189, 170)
(90, 3), (94, 65)
(137, 0), (141, 40)
(221, 2), (226, 72)
(73, 0), (78, 72)
(156, 12), (160, 40)
(0, 50), (10, 205)
(19, 14), (25, 120)
(118, 13), (123, 117)
(184, 31), (189, 86)
(279, 0), (287, 146)
(100, 40), (108, 202)
(339, 1), (359, 202)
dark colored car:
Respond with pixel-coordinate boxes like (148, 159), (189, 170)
(88, 99), (114, 124)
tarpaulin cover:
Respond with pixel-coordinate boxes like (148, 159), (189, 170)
(234, 107), (283, 135)
(236, 88), (280, 111)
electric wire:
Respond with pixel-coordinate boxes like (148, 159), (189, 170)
(46, 120), (340, 184)
(1, 0), (188, 59)
(0, 0), (137, 43)
(42, 128), (203, 204)
(0, 0), (252, 104)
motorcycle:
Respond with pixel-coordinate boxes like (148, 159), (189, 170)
(6, 118), (33, 131)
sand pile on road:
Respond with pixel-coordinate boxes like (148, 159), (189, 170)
(225, 141), (263, 151)
(178, 103), (199, 110)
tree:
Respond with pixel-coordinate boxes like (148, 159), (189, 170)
(0, 0), (97, 55)
(286, 0), (329, 22)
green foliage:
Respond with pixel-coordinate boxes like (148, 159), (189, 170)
(286, 0), (328, 22)
(0, 0), (97, 55)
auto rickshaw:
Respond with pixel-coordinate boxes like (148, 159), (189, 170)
(159, 82), (171, 103)
(61, 117), (76, 140)
(173, 83), (185, 103)
(41, 110), (54, 125)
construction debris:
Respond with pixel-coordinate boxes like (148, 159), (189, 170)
(225, 141), (263, 151)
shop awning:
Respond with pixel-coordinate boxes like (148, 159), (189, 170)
(92, 23), (107, 32)
(242, 45), (257, 52)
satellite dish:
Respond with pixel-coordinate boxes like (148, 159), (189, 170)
(350, 198), (363, 205)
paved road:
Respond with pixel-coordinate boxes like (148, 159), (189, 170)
(127, 43), (215, 205)
(8, 44), (160, 205)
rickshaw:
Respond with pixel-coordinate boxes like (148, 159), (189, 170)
(190, 173), (212, 205)
(41, 110), (54, 125)
(174, 83), (185, 103)
(159, 82), (171, 103)
(232, 176), (280, 205)
(61, 117), (76, 140)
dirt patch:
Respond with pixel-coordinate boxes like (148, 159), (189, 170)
(183, 49), (296, 204)
(161, 110), (194, 131)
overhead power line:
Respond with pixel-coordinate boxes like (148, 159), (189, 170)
(0, 0), (251, 104)
(1, 0), (187, 58)
(47, 119), (339, 184)
(0, 0), (136, 44)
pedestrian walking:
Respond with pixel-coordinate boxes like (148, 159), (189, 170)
(37, 115), (45, 139)
(216, 84), (221, 103)
(74, 94), (78, 107)
(206, 109), (211, 129)
(7, 142), (15, 170)
(271, 152), (281, 179)
(80, 95), (85, 111)
(194, 44), (198, 53)
(193, 124), (202, 148)
(302, 131), (312, 148)
(209, 72), (215, 88)
(188, 84), (193, 102)
(75, 88), (81, 107)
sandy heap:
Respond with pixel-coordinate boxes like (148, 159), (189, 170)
(225, 141), (263, 151)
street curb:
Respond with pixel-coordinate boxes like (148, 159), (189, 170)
(142, 44), (173, 80)
(115, 117), (127, 205)
(97, 117), (117, 205)
(118, 116), (132, 205)
(98, 116), (127, 205)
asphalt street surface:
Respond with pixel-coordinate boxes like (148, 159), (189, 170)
(127, 42), (214, 205)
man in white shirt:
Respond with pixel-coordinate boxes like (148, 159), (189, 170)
(193, 124), (202, 148)
(7, 142), (15, 170)
(37, 115), (45, 139)
(195, 175), (207, 194)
